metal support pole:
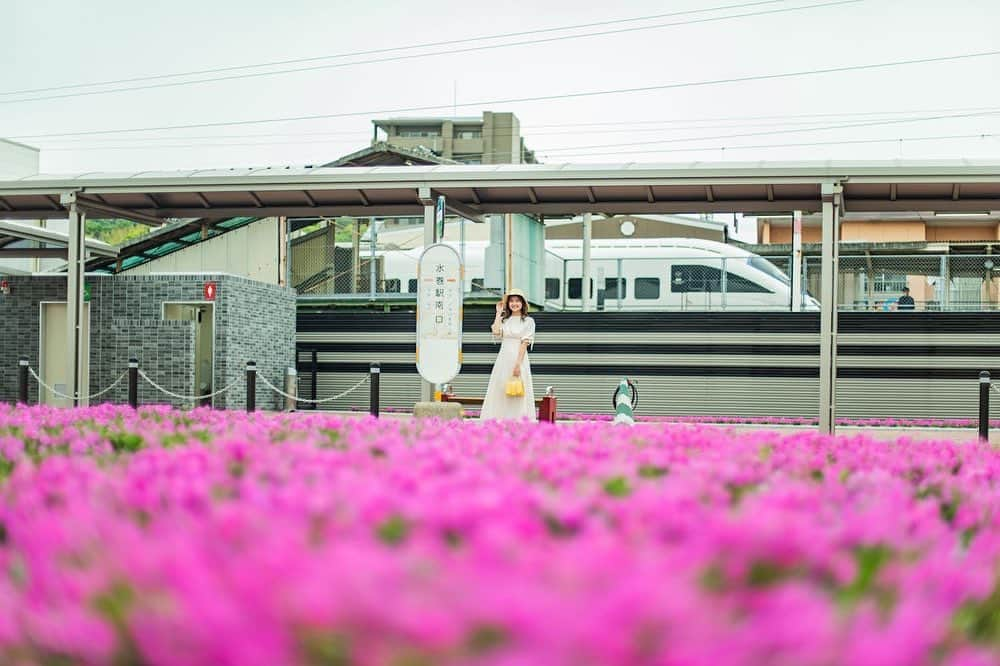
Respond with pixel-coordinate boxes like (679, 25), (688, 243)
(818, 183), (842, 435)
(941, 255), (950, 311)
(62, 193), (87, 407)
(616, 258), (624, 311)
(369, 218), (377, 300)
(421, 201), (435, 403)
(460, 216), (466, 290)
(128, 358), (138, 409)
(720, 257), (728, 311)
(18, 357), (28, 404)
(311, 350), (318, 410)
(979, 371), (990, 441)
(791, 210), (803, 312)
(370, 362), (381, 418)
(284, 367), (298, 412)
(246, 361), (257, 413)
(582, 212), (593, 312)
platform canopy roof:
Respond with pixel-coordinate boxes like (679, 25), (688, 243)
(0, 160), (999, 225)
(0, 219), (117, 259)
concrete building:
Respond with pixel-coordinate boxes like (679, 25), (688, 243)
(0, 273), (295, 411)
(0, 139), (39, 180)
(371, 111), (537, 164)
(757, 212), (1000, 245)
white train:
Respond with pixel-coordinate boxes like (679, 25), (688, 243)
(378, 238), (817, 311)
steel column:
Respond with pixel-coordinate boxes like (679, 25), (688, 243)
(62, 193), (87, 407)
(582, 212), (592, 312)
(421, 202), (435, 403)
(791, 210), (803, 312)
(818, 183), (842, 435)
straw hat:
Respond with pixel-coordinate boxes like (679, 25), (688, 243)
(504, 288), (527, 303)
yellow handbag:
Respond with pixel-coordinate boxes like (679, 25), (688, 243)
(505, 376), (525, 397)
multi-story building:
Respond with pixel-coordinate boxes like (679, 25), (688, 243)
(370, 111), (537, 164)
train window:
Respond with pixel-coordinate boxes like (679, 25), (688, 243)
(383, 279), (400, 293)
(604, 277), (627, 299)
(725, 273), (772, 293)
(567, 278), (593, 299)
(545, 278), (561, 300)
(635, 277), (660, 299)
(408, 278), (418, 293)
(671, 265), (721, 293)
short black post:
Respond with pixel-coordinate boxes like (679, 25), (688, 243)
(128, 358), (139, 409)
(979, 370), (990, 442)
(246, 361), (257, 413)
(18, 357), (29, 404)
(369, 362), (380, 418)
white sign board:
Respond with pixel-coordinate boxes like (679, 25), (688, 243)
(416, 243), (463, 384)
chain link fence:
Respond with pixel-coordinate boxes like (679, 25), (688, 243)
(290, 217), (491, 299)
(832, 254), (1000, 311)
(543, 252), (1000, 312)
(289, 220), (1000, 312)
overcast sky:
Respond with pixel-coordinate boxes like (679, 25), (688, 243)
(3, 0), (999, 174)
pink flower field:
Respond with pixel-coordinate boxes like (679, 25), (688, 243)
(1, 404), (999, 665)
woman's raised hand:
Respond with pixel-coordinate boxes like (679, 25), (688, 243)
(495, 300), (505, 315)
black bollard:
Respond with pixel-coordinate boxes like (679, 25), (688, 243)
(18, 357), (28, 404)
(128, 358), (139, 409)
(979, 371), (990, 442)
(370, 362), (380, 418)
(246, 361), (257, 413)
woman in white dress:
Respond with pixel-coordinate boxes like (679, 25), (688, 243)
(480, 288), (536, 421)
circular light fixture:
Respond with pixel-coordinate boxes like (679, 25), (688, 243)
(619, 220), (636, 237)
(986, 260), (995, 270)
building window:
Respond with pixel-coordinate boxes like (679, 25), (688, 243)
(454, 128), (482, 139)
(545, 278), (561, 300)
(567, 278), (593, 299)
(635, 277), (661, 299)
(408, 278), (418, 293)
(455, 155), (482, 164)
(861, 272), (908, 293)
(383, 279), (400, 293)
(470, 278), (485, 292)
(397, 127), (441, 138)
(604, 277), (627, 299)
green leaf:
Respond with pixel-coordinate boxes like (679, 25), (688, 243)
(603, 476), (631, 497)
(108, 432), (143, 453)
(637, 465), (668, 478)
(376, 516), (409, 546)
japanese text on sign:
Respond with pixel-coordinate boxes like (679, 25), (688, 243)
(416, 244), (463, 384)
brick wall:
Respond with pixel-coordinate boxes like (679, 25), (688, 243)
(0, 273), (295, 410)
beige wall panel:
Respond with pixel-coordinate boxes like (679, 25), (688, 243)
(126, 218), (279, 283)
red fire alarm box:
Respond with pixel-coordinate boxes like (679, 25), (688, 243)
(203, 281), (217, 300)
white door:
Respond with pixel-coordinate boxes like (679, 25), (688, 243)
(40, 302), (90, 407)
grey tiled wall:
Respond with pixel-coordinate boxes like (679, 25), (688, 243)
(0, 273), (295, 410)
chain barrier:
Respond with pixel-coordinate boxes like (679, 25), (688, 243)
(137, 369), (241, 402)
(29, 367), (128, 402)
(256, 372), (369, 404)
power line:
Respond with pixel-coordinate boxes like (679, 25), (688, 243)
(536, 108), (1000, 153)
(27, 105), (1000, 146)
(522, 105), (1000, 128)
(12, 49), (1000, 140)
(1, 0), (861, 104)
(37, 110), (1000, 153)
(541, 131), (1000, 159)
(0, 0), (790, 97)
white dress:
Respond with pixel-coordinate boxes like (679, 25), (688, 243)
(480, 316), (536, 421)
